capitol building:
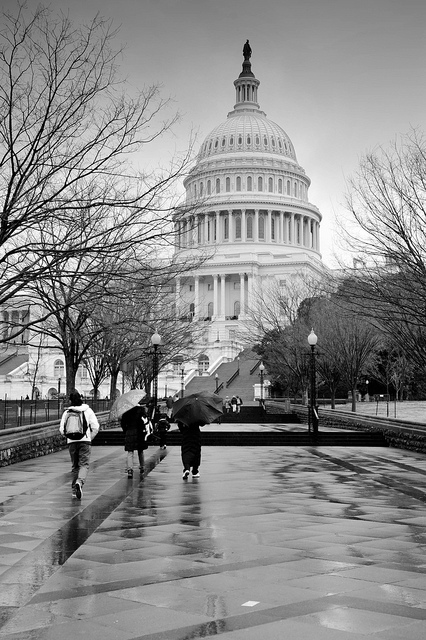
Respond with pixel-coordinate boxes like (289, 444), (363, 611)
(170, 42), (325, 385)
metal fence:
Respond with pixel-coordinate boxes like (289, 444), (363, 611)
(0, 398), (111, 430)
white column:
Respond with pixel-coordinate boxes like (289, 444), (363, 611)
(290, 214), (295, 244)
(213, 274), (219, 317)
(240, 273), (245, 316)
(283, 213), (287, 243)
(267, 210), (272, 242)
(194, 276), (200, 319)
(220, 274), (226, 318)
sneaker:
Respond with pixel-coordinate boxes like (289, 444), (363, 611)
(127, 469), (133, 478)
(75, 480), (83, 500)
(192, 472), (200, 478)
(182, 470), (190, 480)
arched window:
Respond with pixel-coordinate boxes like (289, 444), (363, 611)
(194, 183), (197, 198)
(54, 359), (65, 378)
(200, 182), (203, 196)
(255, 135), (260, 145)
(207, 180), (211, 195)
(216, 178), (220, 193)
(238, 135), (243, 145)
(224, 216), (229, 240)
(222, 137), (226, 147)
(287, 180), (291, 195)
(189, 303), (195, 318)
(235, 215), (241, 239)
(258, 176), (263, 191)
(234, 300), (240, 317)
(246, 215), (253, 239)
(198, 353), (209, 373)
(259, 215), (265, 239)
(207, 302), (213, 318)
(271, 216), (276, 240)
(236, 176), (241, 191)
(294, 182), (297, 197)
(278, 178), (283, 193)
(268, 177), (273, 192)
(230, 136), (234, 145)
(226, 177), (231, 192)
(247, 135), (251, 145)
(247, 176), (252, 191)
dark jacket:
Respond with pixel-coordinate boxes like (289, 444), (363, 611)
(121, 406), (149, 451)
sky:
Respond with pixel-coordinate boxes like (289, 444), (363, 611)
(4, 0), (426, 266)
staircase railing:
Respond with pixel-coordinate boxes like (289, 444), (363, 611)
(214, 382), (224, 394)
(226, 369), (239, 387)
(250, 361), (261, 375)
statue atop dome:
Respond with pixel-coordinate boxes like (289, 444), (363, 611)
(243, 40), (252, 61)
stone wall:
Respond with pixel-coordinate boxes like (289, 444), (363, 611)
(0, 413), (110, 467)
(290, 405), (426, 454)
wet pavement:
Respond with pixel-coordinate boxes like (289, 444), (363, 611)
(1, 422), (426, 639)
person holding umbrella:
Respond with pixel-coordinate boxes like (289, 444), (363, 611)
(121, 404), (151, 478)
(173, 391), (223, 480)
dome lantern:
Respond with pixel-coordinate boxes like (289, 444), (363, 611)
(233, 39), (260, 113)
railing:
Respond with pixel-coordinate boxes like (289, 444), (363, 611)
(250, 361), (261, 375)
(226, 370), (239, 387)
(0, 398), (111, 430)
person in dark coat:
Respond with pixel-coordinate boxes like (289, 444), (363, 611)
(178, 420), (205, 479)
(156, 412), (170, 449)
(121, 405), (150, 478)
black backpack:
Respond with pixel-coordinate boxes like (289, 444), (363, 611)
(64, 409), (88, 440)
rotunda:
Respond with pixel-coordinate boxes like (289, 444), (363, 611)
(173, 44), (324, 371)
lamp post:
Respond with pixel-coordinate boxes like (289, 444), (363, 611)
(237, 356), (240, 373)
(215, 373), (219, 393)
(57, 377), (61, 416)
(259, 362), (265, 409)
(151, 331), (162, 413)
(307, 329), (318, 434)
(365, 379), (369, 402)
(180, 367), (185, 398)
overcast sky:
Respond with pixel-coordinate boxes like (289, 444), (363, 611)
(4, 0), (426, 266)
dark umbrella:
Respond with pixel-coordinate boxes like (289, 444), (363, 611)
(173, 390), (223, 427)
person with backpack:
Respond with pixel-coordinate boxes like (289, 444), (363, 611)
(156, 412), (170, 449)
(59, 390), (99, 500)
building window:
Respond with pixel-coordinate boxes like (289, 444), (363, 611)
(247, 176), (252, 191)
(234, 301), (240, 316)
(268, 177), (273, 192)
(222, 137), (226, 147)
(207, 180), (211, 195)
(258, 176), (263, 191)
(198, 353), (209, 373)
(235, 216), (241, 239)
(230, 136), (234, 145)
(233, 282), (241, 290)
(255, 135), (260, 145)
(207, 302), (213, 317)
(247, 135), (251, 145)
(238, 135), (243, 145)
(226, 177), (231, 192)
(189, 284), (194, 291)
(207, 283), (213, 291)
(236, 176), (241, 191)
(216, 178), (220, 193)
(246, 215), (253, 239)
(271, 216), (276, 240)
(294, 182), (297, 197)
(224, 216), (229, 240)
(200, 182), (203, 196)
(278, 178), (283, 193)
(259, 215), (265, 239)
(54, 359), (65, 378)
(287, 180), (291, 195)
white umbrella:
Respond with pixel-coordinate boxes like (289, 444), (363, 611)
(109, 389), (145, 421)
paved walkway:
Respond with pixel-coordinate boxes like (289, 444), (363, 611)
(1, 423), (426, 639)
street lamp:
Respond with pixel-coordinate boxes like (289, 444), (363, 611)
(180, 367), (185, 398)
(215, 373), (219, 393)
(307, 329), (319, 434)
(365, 379), (369, 401)
(237, 356), (240, 373)
(151, 331), (162, 413)
(259, 362), (265, 409)
(57, 377), (61, 396)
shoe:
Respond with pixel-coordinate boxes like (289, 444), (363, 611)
(161, 445), (167, 450)
(75, 480), (83, 500)
(127, 469), (133, 478)
(182, 470), (190, 479)
(71, 489), (77, 498)
(192, 472), (200, 478)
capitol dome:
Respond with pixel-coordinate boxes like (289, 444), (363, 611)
(197, 113), (297, 163)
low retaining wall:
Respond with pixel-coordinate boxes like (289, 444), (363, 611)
(0, 412), (110, 467)
(288, 404), (426, 454)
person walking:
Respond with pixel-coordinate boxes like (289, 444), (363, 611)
(121, 404), (151, 478)
(165, 395), (174, 420)
(231, 395), (238, 412)
(236, 395), (243, 413)
(156, 412), (170, 449)
(224, 396), (231, 413)
(60, 390), (99, 500)
(178, 420), (204, 479)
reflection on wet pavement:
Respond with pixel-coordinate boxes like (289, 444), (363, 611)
(1, 432), (426, 638)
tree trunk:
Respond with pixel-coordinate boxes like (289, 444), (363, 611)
(351, 387), (357, 412)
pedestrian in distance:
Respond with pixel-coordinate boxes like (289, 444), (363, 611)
(166, 395), (174, 419)
(178, 419), (204, 479)
(59, 390), (99, 500)
(224, 396), (231, 413)
(121, 404), (151, 478)
(156, 412), (171, 449)
(236, 395), (243, 413)
(231, 395), (238, 412)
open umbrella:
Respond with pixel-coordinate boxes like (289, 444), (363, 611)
(109, 389), (145, 421)
(173, 390), (223, 427)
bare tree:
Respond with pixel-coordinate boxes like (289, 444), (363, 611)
(0, 2), (195, 338)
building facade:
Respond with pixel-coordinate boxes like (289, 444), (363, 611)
(171, 44), (325, 385)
